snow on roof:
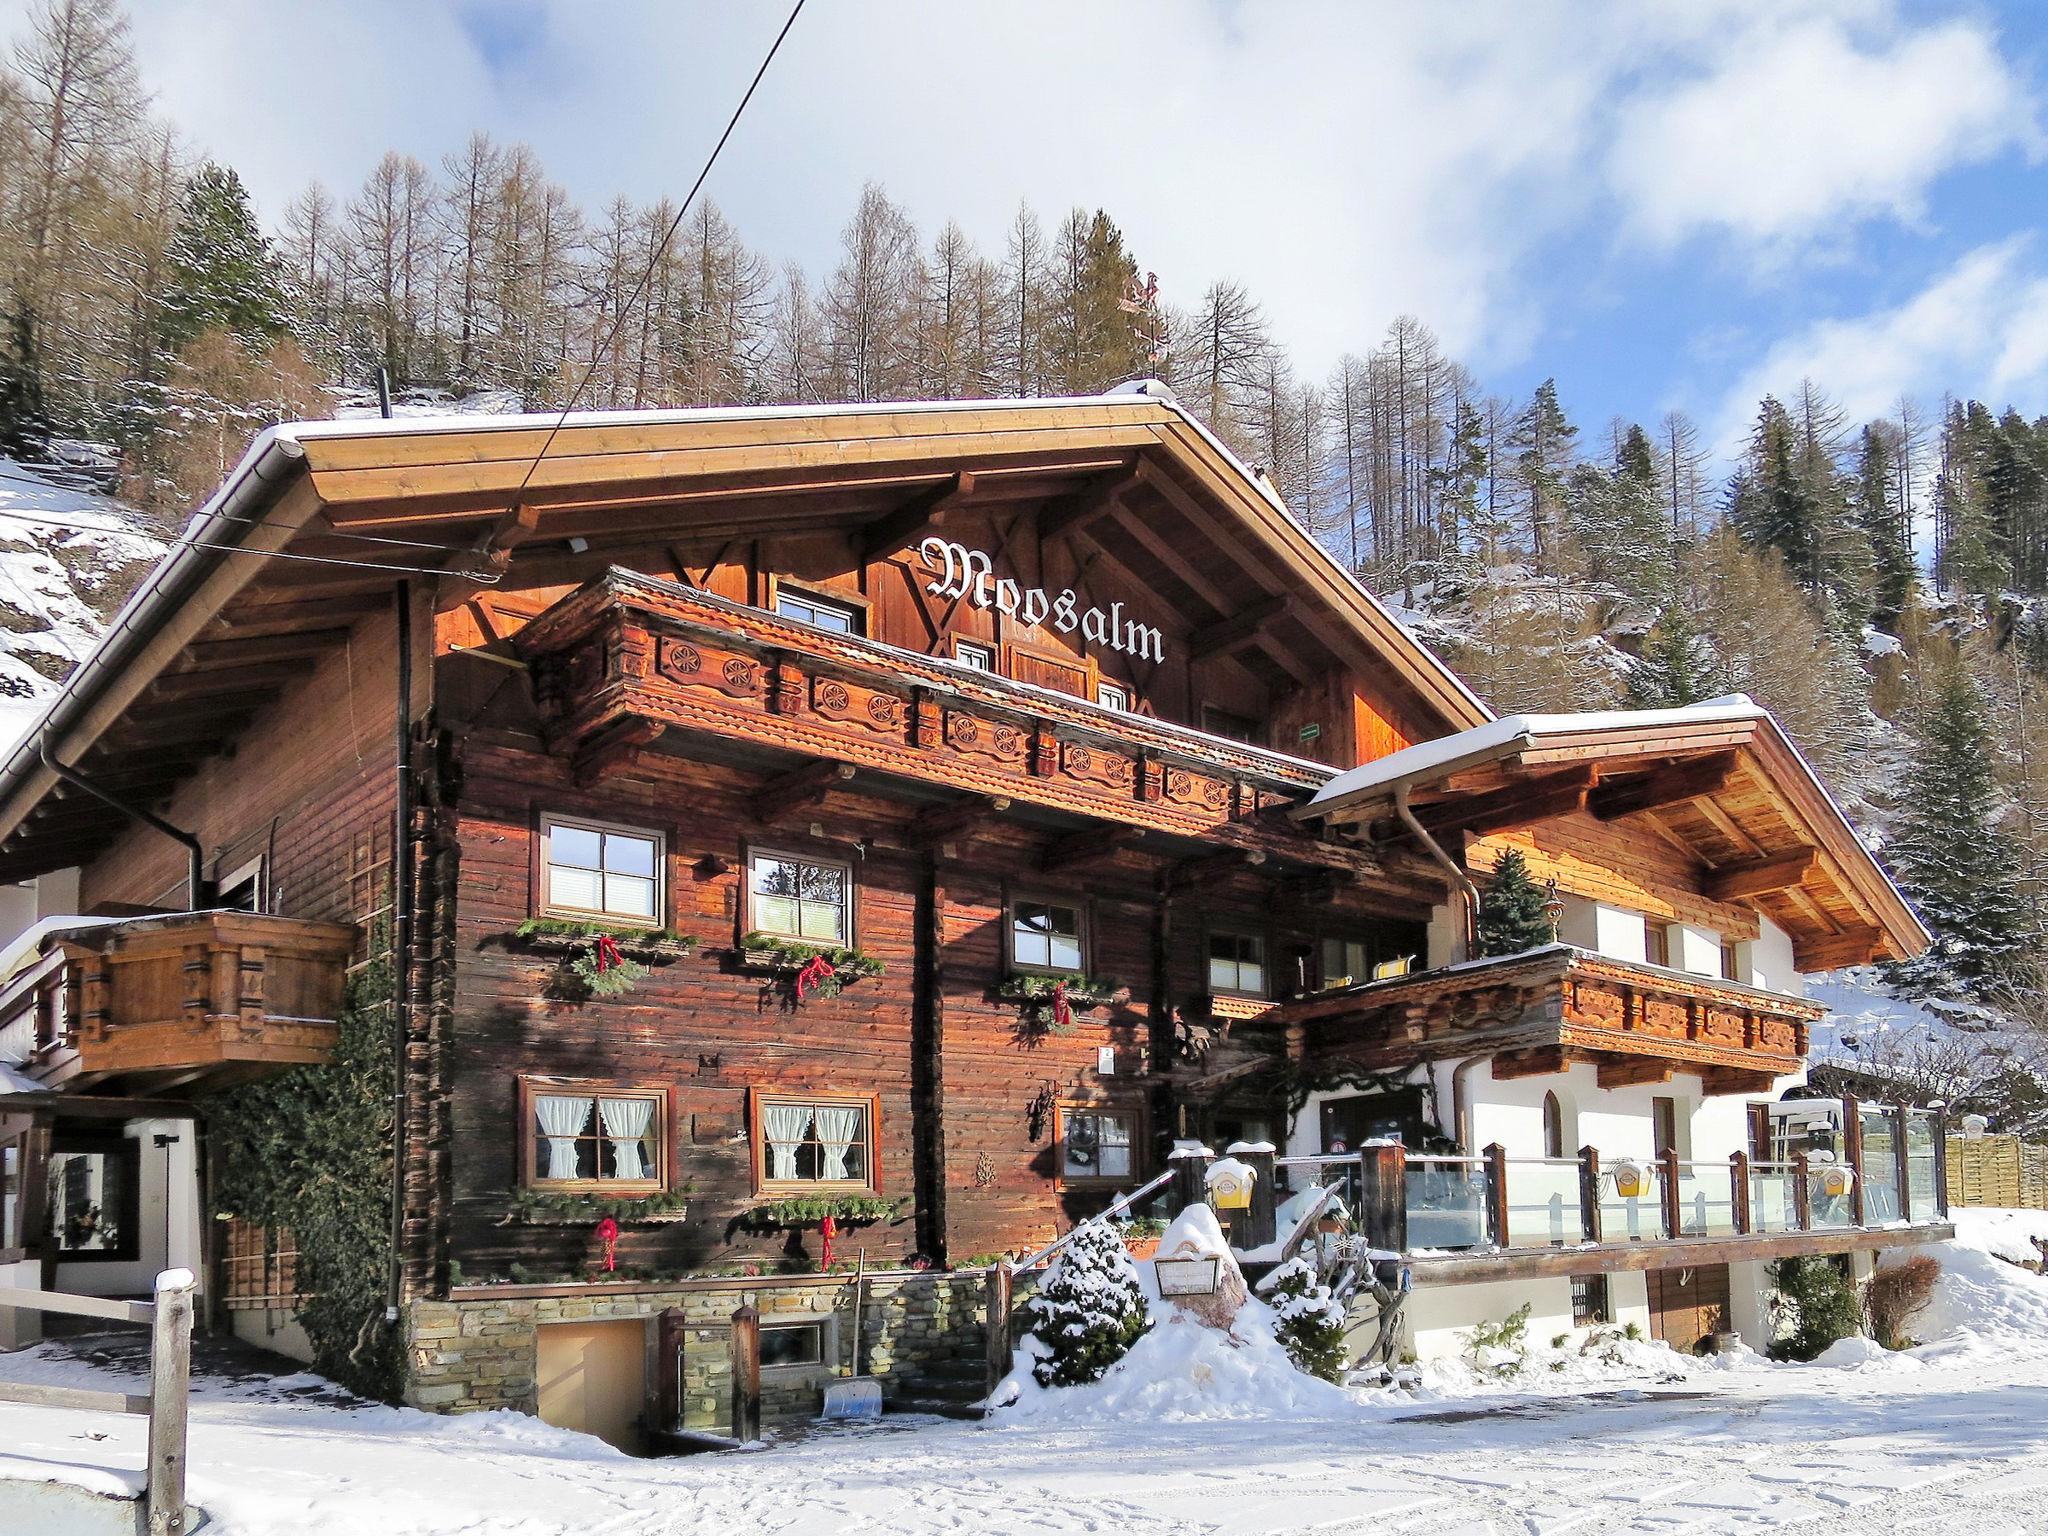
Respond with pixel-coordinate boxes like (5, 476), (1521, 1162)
(1307, 694), (1764, 809)
(0, 1059), (41, 1094)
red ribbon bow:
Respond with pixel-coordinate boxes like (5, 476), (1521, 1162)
(821, 1214), (838, 1270)
(592, 935), (623, 973)
(795, 954), (837, 1001)
(595, 1215), (619, 1272)
(1052, 980), (1072, 1031)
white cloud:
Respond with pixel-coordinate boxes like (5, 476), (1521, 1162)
(1708, 238), (2048, 451)
(1608, 12), (2039, 249)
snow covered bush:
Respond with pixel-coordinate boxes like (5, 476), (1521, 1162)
(1462, 1302), (1531, 1377)
(1025, 1219), (1152, 1387)
(1260, 1256), (1349, 1381)
(1864, 1254), (1939, 1350)
(1767, 1255), (1865, 1361)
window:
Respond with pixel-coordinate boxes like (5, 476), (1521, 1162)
(1543, 1093), (1566, 1160)
(1571, 1274), (1610, 1327)
(1011, 898), (1083, 973)
(1318, 923), (1426, 991)
(759, 1322), (824, 1369)
(2, 1141), (17, 1251)
(1207, 931), (1267, 997)
(1061, 1107), (1136, 1181)
(46, 1136), (139, 1261)
(1720, 941), (1744, 983)
(1644, 920), (1673, 969)
(1652, 1096), (1680, 1160)
(746, 850), (850, 945)
(1201, 705), (1261, 745)
(217, 856), (263, 913)
(542, 817), (662, 924)
(774, 587), (862, 635)
(954, 639), (996, 672)
(754, 1092), (876, 1190)
(525, 1086), (666, 1189)
(1096, 681), (1130, 711)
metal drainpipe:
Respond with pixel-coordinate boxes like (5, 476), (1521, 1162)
(1392, 780), (1479, 962)
(1450, 1053), (1492, 1154)
(387, 580), (413, 1318)
(38, 740), (209, 909)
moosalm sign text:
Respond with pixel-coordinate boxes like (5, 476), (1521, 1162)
(918, 536), (1166, 663)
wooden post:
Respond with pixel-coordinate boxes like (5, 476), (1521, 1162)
(1659, 1147), (1682, 1239)
(1358, 1142), (1406, 1254)
(1240, 1143), (1277, 1251)
(1893, 1100), (1913, 1223)
(1579, 1146), (1602, 1244)
(1730, 1150), (1752, 1234)
(145, 1269), (194, 1536)
(1843, 1093), (1868, 1227)
(1931, 1103), (1951, 1218)
(654, 1306), (687, 1432)
(729, 1304), (760, 1444)
(1793, 1151), (1813, 1230)
(1168, 1146), (1212, 1214)
(1483, 1143), (1509, 1249)
(983, 1261), (1013, 1405)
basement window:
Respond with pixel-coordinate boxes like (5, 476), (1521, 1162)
(542, 816), (662, 925)
(1571, 1274), (1610, 1327)
(759, 1322), (825, 1369)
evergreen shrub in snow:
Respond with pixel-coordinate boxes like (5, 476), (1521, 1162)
(1261, 1256), (1349, 1381)
(1767, 1255), (1865, 1361)
(1476, 849), (1554, 957)
(1026, 1220), (1152, 1387)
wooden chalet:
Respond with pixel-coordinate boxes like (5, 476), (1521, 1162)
(0, 387), (1948, 1439)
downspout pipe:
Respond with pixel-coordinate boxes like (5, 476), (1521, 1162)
(37, 739), (209, 909)
(1392, 780), (1480, 963)
(1450, 1053), (1492, 1155)
(387, 580), (413, 1318)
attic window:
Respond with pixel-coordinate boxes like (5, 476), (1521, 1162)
(775, 588), (862, 636)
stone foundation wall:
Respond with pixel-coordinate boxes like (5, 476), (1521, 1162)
(404, 1271), (990, 1429)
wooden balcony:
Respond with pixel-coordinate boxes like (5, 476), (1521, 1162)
(3, 912), (356, 1094)
(1266, 943), (1825, 1094)
(513, 570), (1439, 885)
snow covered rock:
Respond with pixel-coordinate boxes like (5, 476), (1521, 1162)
(1154, 1203), (1249, 1331)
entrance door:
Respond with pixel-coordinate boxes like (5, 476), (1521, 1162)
(537, 1319), (646, 1451)
(1647, 1264), (1729, 1354)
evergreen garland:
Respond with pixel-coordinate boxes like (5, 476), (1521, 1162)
(202, 944), (400, 1400)
(1476, 848), (1556, 957)
(1025, 1219), (1152, 1388)
(1261, 1255), (1350, 1381)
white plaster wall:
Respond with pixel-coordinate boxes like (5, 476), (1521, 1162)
(230, 1305), (316, 1364)
(1609, 1269), (1650, 1334)
(1425, 902), (1460, 968)
(1403, 1276), (1576, 1362)
(1750, 916), (1803, 997)
(1592, 904), (1649, 964)
(55, 1118), (202, 1299)
(0, 870), (84, 956)
(1674, 924), (1722, 977)
(0, 1257), (43, 1349)
(1726, 1258), (1777, 1351)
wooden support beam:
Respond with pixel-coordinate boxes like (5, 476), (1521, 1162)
(572, 718), (664, 788)
(1414, 766), (1597, 840)
(858, 471), (979, 561)
(1036, 464), (1144, 543)
(1187, 594), (1292, 662)
(1596, 1056), (1674, 1089)
(1040, 823), (1145, 874)
(1701, 1066), (1780, 1096)
(1490, 1046), (1568, 1080)
(173, 629), (355, 671)
(751, 759), (856, 823)
(1164, 846), (1267, 893)
(1589, 752), (1738, 821)
(1705, 846), (1819, 902)
(143, 660), (315, 701)
(910, 794), (1013, 853)
(1793, 924), (1887, 972)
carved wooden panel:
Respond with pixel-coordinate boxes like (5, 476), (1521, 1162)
(944, 710), (1029, 766)
(1059, 740), (1137, 794)
(811, 675), (910, 738)
(1162, 766), (1231, 814)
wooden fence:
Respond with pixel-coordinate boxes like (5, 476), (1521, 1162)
(0, 1267), (194, 1536)
(1946, 1135), (2048, 1209)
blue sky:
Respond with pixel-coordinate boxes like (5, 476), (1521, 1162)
(14, 0), (2047, 460)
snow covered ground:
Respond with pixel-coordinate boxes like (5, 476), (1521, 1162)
(7, 1216), (2048, 1535)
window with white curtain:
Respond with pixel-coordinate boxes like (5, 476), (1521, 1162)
(525, 1087), (664, 1188)
(755, 1093), (874, 1189)
(541, 816), (662, 924)
(746, 850), (850, 945)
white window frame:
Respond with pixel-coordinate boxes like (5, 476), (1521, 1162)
(1206, 929), (1267, 998)
(1059, 1105), (1137, 1183)
(540, 814), (665, 927)
(774, 586), (863, 636)
(1009, 896), (1085, 975)
(744, 848), (853, 947)
(953, 639), (997, 672)
(216, 855), (265, 914)
(1096, 680), (1130, 711)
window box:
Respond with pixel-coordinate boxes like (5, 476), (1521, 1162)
(507, 1188), (692, 1226)
(996, 973), (1126, 1037)
(512, 919), (697, 963)
(735, 933), (885, 997)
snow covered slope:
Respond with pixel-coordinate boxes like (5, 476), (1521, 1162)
(0, 457), (167, 754)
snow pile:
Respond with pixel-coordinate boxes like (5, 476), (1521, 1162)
(1810, 1334), (1921, 1372)
(1412, 1324), (1709, 1395)
(1909, 1235), (2048, 1345)
(1948, 1205), (2048, 1266)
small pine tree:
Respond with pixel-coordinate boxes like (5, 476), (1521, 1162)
(1629, 599), (1716, 708)
(1025, 1219), (1151, 1387)
(1476, 848), (1555, 957)
(157, 162), (291, 356)
(0, 306), (53, 461)
(1263, 1256), (1348, 1381)
(1767, 1255), (1864, 1361)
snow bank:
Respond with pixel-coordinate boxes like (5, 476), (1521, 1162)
(1949, 1206), (2048, 1266)
(1909, 1238), (2048, 1345)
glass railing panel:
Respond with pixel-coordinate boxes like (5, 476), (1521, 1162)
(1808, 1162), (1856, 1228)
(1859, 1110), (1902, 1223)
(1905, 1112), (1941, 1217)
(1668, 1162), (1736, 1235)
(1749, 1164), (1799, 1231)
(1404, 1155), (1489, 1251)
(1503, 1158), (1586, 1247)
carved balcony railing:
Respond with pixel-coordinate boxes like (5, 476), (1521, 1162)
(1264, 943), (1826, 1094)
(1, 911), (356, 1093)
(514, 570), (1429, 882)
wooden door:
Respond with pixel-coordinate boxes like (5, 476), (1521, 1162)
(537, 1319), (646, 1451)
(1647, 1263), (1729, 1354)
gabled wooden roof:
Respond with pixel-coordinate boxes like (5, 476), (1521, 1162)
(1302, 698), (1930, 967)
(0, 389), (1489, 881)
